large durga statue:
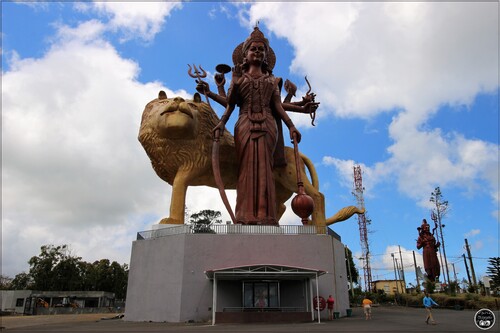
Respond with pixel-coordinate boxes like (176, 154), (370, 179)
(138, 26), (364, 227)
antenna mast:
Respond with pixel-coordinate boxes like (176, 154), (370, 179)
(353, 165), (373, 292)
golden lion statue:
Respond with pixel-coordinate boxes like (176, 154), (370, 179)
(138, 91), (363, 227)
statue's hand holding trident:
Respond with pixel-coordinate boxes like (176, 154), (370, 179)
(188, 64), (211, 107)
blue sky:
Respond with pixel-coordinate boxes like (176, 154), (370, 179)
(2, 2), (498, 291)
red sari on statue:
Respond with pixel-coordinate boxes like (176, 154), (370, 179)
(230, 73), (282, 225)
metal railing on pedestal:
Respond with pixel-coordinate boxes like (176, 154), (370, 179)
(137, 224), (328, 240)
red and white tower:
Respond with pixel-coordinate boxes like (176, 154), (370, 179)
(353, 165), (373, 292)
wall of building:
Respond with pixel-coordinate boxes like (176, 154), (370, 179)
(125, 233), (186, 322)
(372, 280), (406, 295)
(125, 231), (350, 323)
(331, 236), (350, 312)
(1, 290), (115, 315)
(1, 290), (32, 314)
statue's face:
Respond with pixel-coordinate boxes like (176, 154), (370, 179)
(245, 41), (266, 64)
(422, 224), (430, 232)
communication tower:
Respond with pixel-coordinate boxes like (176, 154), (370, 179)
(353, 165), (373, 292)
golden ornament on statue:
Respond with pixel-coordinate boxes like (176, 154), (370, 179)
(290, 132), (314, 224)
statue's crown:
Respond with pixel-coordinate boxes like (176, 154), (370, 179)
(233, 26), (276, 70)
(243, 27), (269, 53)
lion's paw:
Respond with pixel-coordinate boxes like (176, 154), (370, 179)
(159, 217), (183, 225)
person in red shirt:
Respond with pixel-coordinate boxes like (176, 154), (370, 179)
(327, 295), (335, 320)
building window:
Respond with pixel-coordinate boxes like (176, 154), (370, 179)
(16, 298), (24, 307)
(84, 298), (99, 308)
(384, 285), (390, 293)
(243, 281), (279, 309)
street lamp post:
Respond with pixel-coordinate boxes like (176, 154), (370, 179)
(391, 254), (400, 295)
(391, 254), (400, 305)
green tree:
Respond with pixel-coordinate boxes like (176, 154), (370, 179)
(28, 244), (69, 290)
(79, 259), (129, 299)
(10, 272), (32, 290)
(27, 244), (129, 295)
(189, 209), (222, 233)
(52, 253), (83, 291)
(79, 261), (97, 291)
(15, 244), (129, 297)
(109, 261), (129, 300)
(345, 247), (359, 286)
(0, 274), (13, 290)
(486, 257), (500, 291)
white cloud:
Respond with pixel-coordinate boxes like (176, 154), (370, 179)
(380, 245), (422, 272)
(14, 0), (50, 11)
(321, 157), (389, 200)
(240, 3), (498, 209)
(245, 2), (498, 118)
(1, 21), (188, 276)
(85, 1), (183, 42)
(385, 128), (499, 207)
(51, 19), (107, 45)
(465, 229), (481, 238)
(472, 240), (484, 251)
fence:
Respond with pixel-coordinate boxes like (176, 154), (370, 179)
(137, 224), (328, 240)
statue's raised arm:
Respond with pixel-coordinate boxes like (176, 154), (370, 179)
(281, 76), (320, 126)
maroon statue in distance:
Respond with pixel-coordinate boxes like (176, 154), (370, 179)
(417, 218), (441, 282)
(195, 27), (318, 225)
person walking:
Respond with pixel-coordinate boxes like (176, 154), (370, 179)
(326, 295), (335, 320)
(423, 291), (439, 325)
(362, 296), (373, 320)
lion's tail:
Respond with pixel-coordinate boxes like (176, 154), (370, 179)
(326, 206), (365, 226)
(300, 152), (319, 190)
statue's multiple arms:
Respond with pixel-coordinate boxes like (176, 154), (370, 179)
(195, 67), (319, 128)
(272, 93), (301, 144)
(196, 81), (228, 107)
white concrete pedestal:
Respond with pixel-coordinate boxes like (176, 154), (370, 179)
(124, 230), (349, 323)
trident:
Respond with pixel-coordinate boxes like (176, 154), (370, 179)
(188, 64), (211, 107)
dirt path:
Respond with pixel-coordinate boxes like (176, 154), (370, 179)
(0, 313), (121, 330)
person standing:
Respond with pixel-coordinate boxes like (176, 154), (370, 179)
(423, 291), (439, 325)
(362, 296), (373, 320)
(326, 295), (335, 320)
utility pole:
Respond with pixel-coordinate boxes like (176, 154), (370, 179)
(413, 251), (421, 293)
(398, 245), (407, 293)
(391, 253), (399, 303)
(391, 254), (399, 291)
(395, 259), (401, 293)
(463, 254), (472, 288)
(452, 263), (458, 282)
(464, 239), (478, 290)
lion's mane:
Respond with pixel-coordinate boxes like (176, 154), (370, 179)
(138, 94), (235, 186)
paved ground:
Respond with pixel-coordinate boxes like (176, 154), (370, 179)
(1, 306), (498, 332)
